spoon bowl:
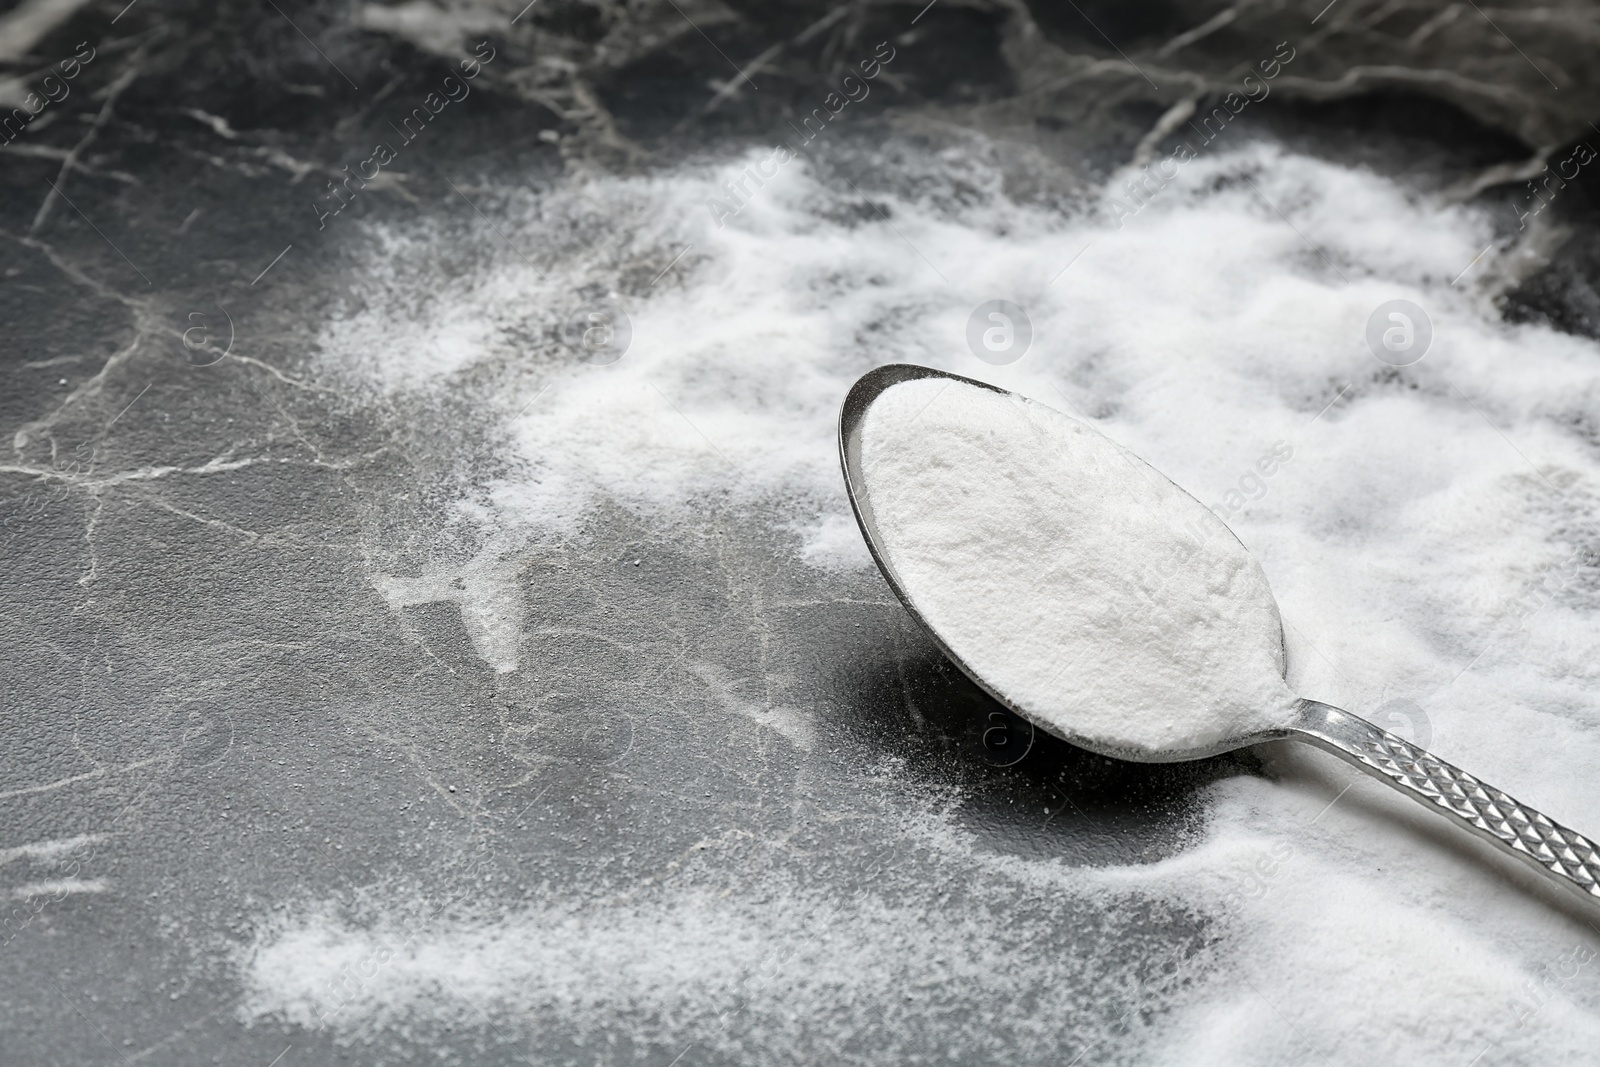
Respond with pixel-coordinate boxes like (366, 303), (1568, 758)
(840, 361), (1297, 764)
(840, 363), (1600, 910)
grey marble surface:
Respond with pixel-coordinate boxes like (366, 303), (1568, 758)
(4, 1), (1599, 1064)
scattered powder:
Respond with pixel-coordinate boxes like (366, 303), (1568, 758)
(373, 554), (524, 673)
(11, 877), (108, 899)
(236, 878), (1193, 1062)
(0, 832), (104, 868)
(271, 137), (1600, 1061)
(859, 378), (1297, 755)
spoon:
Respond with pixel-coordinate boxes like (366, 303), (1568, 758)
(840, 363), (1600, 910)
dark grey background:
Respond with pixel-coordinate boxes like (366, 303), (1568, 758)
(4, 1), (1599, 1063)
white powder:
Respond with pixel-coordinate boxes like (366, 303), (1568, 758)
(235, 877), (1193, 1061)
(860, 377), (1298, 755)
(264, 138), (1600, 1061)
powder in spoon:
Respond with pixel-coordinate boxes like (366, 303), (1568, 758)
(858, 377), (1298, 756)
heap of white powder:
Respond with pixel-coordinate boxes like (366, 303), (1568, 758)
(253, 144), (1600, 1063)
(859, 377), (1299, 755)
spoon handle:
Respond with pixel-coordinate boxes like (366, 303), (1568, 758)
(1292, 699), (1600, 909)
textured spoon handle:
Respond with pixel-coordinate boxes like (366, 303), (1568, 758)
(1293, 700), (1600, 907)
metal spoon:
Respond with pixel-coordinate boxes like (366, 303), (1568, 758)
(840, 362), (1600, 910)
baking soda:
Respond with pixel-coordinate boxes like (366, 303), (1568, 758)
(246, 137), (1600, 1062)
(858, 377), (1298, 755)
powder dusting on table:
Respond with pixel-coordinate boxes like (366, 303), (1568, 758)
(859, 377), (1298, 754)
(266, 139), (1600, 1062)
